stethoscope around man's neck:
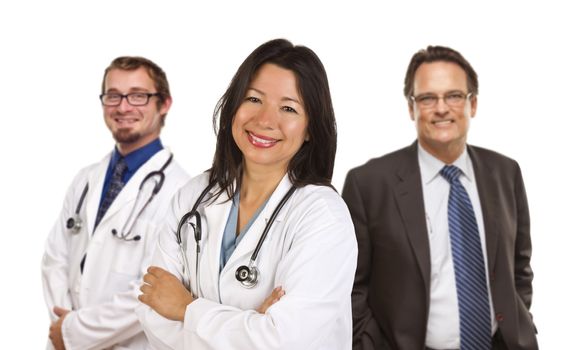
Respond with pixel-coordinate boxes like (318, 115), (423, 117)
(177, 182), (297, 295)
(66, 153), (173, 241)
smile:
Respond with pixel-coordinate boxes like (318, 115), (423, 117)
(114, 118), (139, 126)
(432, 119), (454, 126)
(247, 132), (279, 148)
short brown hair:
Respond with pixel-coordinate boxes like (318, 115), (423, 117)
(102, 56), (171, 122)
(403, 46), (478, 100)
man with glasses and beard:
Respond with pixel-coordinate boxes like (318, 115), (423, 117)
(42, 56), (189, 350)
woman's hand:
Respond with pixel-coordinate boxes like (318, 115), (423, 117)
(257, 286), (285, 314)
(139, 266), (194, 321)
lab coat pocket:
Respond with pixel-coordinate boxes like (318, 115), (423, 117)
(109, 241), (144, 285)
(108, 269), (136, 294)
(110, 221), (151, 277)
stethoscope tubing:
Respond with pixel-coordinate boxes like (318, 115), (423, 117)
(248, 185), (296, 263)
(115, 154), (174, 240)
(177, 182), (214, 296)
(66, 183), (90, 233)
(75, 183), (90, 216)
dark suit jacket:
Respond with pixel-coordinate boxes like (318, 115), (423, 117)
(342, 142), (537, 350)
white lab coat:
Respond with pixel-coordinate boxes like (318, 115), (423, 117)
(42, 149), (190, 350)
(137, 173), (358, 350)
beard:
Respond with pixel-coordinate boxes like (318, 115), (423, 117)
(113, 128), (141, 144)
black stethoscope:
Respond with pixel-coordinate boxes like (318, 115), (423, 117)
(66, 154), (173, 242)
(177, 183), (297, 294)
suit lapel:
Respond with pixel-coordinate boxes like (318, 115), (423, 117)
(393, 143), (431, 291)
(468, 146), (499, 274)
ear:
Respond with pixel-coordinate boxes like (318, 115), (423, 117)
(408, 100), (416, 121)
(159, 96), (173, 115)
(304, 132), (310, 142)
(469, 95), (478, 118)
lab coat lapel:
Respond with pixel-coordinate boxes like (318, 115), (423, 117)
(468, 146), (500, 274)
(393, 143), (431, 292)
(85, 153), (111, 237)
(96, 149), (171, 232)
(221, 175), (293, 274)
(203, 190), (233, 294)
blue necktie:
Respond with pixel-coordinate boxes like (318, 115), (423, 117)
(95, 157), (127, 228)
(440, 165), (492, 350)
(81, 158), (127, 273)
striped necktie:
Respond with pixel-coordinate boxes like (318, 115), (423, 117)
(81, 157), (127, 273)
(440, 165), (492, 350)
(95, 157), (127, 228)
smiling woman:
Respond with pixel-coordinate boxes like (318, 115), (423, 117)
(136, 38), (357, 350)
(231, 63), (310, 179)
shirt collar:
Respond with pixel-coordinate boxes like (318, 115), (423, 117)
(417, 143), (474, 184)
(112, 138), (163, 173)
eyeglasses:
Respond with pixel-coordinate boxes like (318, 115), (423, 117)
(410, 92), (472, 108)
(100, 92), (161, 106)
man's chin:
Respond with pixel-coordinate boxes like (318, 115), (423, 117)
(113, 130), (141, 144)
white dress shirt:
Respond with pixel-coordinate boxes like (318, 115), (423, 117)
(418, 144), (497, 349)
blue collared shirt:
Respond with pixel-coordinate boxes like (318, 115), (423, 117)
(99, 139), (163, 207)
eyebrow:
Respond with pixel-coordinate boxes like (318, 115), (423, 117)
(418, 89), (466, 96)
(105, 87), (151, 93)
(248, 87), (302, 105)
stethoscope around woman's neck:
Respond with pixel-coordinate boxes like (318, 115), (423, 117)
(177, 182), (297, 295)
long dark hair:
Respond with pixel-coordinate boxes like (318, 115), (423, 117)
(209, 38), (337, 199)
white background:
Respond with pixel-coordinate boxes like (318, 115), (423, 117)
(0, 0), (576, 348)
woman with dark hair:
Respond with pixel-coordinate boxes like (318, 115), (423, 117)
(137, 39), (357, 349)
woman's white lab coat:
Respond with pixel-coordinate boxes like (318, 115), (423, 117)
(137, 173), (358, 350)
(42, 149), (189, 350)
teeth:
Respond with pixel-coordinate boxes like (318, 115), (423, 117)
(250, 133), (276, 144)
(116, 119), (138, 123)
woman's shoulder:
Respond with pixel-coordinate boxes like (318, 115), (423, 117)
(293, 184), (349, 216)
(171, 172), (213, 209)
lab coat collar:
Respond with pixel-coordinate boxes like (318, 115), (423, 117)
(84, 156), (109, 237)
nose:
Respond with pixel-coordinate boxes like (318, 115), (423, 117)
(255, 103), (276, 128)
(434, 96), (450, 115)
(117, 96), (135, 113)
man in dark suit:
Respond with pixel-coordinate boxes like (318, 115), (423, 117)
(342, 46), (537, 350)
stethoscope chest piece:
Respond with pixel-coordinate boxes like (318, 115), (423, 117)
(66, 183), (89, 234)
(235, 264), (259, 288)
(66, 215), (82, 234)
